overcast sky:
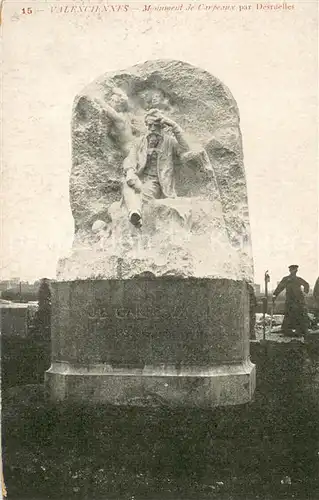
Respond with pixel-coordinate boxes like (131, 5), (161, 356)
(1, 0), (318, 288)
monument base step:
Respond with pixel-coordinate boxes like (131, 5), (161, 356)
(45, 360), (256, 408)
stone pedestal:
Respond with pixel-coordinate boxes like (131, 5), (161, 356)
(45, 278), (255, 407)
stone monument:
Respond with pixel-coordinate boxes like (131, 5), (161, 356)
(45, 60), (256, 407)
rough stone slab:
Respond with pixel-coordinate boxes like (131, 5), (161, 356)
(70, 60), (247, 230)
(59, 59), (254, 281)
(59, 197), (248, 280)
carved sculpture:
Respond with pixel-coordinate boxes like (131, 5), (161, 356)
(58, 60), (253, 281)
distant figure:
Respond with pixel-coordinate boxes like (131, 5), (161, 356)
(36, 278), (52, 339)
(272, 265), (309, 337)
(247, 284), (257, 340)
(313, 277), (319, 324)
(314, 277), (319, 307)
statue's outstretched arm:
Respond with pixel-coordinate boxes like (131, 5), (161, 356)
(160, 115), (189, 154)
(102, 104), (124, 126)
(147, 109), (189, 154)
(96, 98), (133, 155)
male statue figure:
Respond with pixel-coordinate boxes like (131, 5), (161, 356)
(122, 108), (190, 228)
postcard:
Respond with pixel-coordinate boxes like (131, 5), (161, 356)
(1, 0), (318, 498)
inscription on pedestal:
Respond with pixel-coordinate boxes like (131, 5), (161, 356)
(52, 279), (249, 366)
(87, 301), (202, 333)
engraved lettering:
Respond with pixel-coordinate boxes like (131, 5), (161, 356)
(115, 305), (149, 319)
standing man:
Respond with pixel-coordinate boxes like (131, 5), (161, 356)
(272, 265), (309, 337)
(122, 108), (189, 228)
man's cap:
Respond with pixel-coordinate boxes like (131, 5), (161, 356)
(288, 264), (299, 270)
